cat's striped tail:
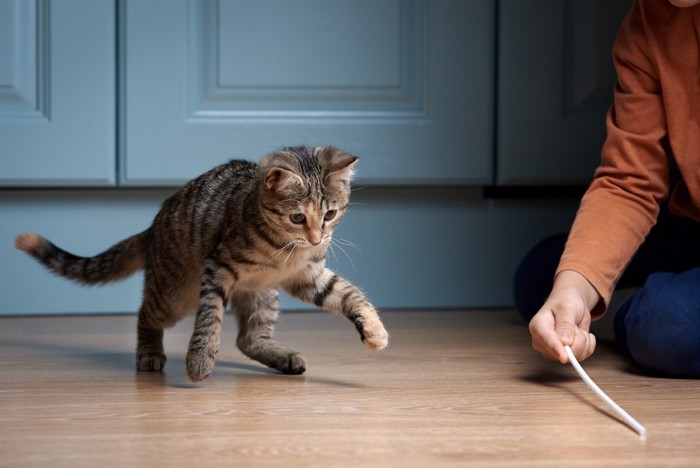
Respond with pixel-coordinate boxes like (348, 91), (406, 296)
(15, 230), (149, 285)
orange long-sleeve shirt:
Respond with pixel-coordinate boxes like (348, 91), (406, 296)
(557, 0), (700, 315)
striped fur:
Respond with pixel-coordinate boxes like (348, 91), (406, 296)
(16, 146), (388, 382)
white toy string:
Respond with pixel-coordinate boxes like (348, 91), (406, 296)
(564, 345), (647, 437)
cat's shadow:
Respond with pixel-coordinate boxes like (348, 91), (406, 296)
(144, 359), (365, 390)
(215, 359), (365, 389)
(1, 336), (363, 389)
(217, 360), (280, 374)
(0, 335), (136, 370)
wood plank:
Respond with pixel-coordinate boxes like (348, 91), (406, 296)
(0, 310), (697, 466)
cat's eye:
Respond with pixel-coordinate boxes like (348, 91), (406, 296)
(323, 210), (337, 221)
(290, 213), (306, 224)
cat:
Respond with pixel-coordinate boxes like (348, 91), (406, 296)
(15, 146), (389, 382)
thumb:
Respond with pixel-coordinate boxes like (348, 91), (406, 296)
(556, 321), (575, 346)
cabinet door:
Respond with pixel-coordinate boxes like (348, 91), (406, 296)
(121, 0), (494, 186)
(0, 0), (115, 186)
(497, 0), (631, 185)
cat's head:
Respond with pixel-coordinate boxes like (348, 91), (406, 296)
(258, 146), (357, 248)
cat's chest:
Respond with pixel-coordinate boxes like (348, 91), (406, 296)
(235, 265), (293, 291)
(234, 252), (316, 291)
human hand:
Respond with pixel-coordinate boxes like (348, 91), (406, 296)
(528, 270), (600, 363)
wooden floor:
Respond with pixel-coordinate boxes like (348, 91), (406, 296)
(1, 309), (698, 467)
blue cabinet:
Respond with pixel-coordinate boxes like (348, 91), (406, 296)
(1, 0), (632, 188)
(0, 0), (494, 187)
(0, 0), (115, 186)
(497, 0), (632, 185)
(1, 1), (597, 315)
(121, 0), (495, 186)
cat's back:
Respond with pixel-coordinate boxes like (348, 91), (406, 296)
(190, 158), (258, 195)
(151, 159), (259, 253)
(164, 159), (258, 211)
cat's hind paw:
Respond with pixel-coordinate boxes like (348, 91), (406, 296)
(278, 352), (307, 375)
(136, 352), (167, 372)
(185, 349), (216, 382)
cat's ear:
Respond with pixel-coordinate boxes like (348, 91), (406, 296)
(264, 167), (304, 193)
(316, 146), (358, 186)
(260, 151), (304, 194)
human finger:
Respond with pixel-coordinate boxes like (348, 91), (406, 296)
(529, 310), (569, 363)
(569, 328), (597, 362)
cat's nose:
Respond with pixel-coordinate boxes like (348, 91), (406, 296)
(307, 229), (323, 245)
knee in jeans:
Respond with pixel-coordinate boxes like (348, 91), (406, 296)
(623, 271), (700, 377)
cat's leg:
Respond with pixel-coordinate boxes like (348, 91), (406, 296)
(136, 267), (200, 372)
(286, 268), (388, 350)
(185, 260), (234, 382)
(233, 289), (307, 375)
(136, 311), (166, 371)
(136, 282), (167, 371)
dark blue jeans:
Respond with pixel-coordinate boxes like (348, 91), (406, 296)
(514, 206), (700, 377)
(615, 268), (700, 377)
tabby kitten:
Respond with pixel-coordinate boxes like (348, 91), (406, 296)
(15, 146), (388, 382)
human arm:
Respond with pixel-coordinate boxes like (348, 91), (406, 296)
(556, 0), (670, 312)
(528, 1), (673, 363)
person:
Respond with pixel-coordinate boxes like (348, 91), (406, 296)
(516, 0), (700, 378)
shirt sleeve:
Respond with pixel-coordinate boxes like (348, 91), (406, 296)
(556, 0), (671, 317)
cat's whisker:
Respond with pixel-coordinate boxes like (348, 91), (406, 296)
(327, 241), (340, 271)
(334, 237), (361, 253)
(270, 240), (297, 259)
(331, 238), (357, 273)
(281, 242), (299, 270)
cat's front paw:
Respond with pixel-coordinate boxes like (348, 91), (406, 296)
(185, 349), (216, 382)
(358, 312), (389, 351)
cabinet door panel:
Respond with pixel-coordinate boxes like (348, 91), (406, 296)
(0, 0), (115, 186)
(121, 0), (495, 186)
(497, 0), (631, 185)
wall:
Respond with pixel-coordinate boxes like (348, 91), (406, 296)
(1, 187), (577, 315)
